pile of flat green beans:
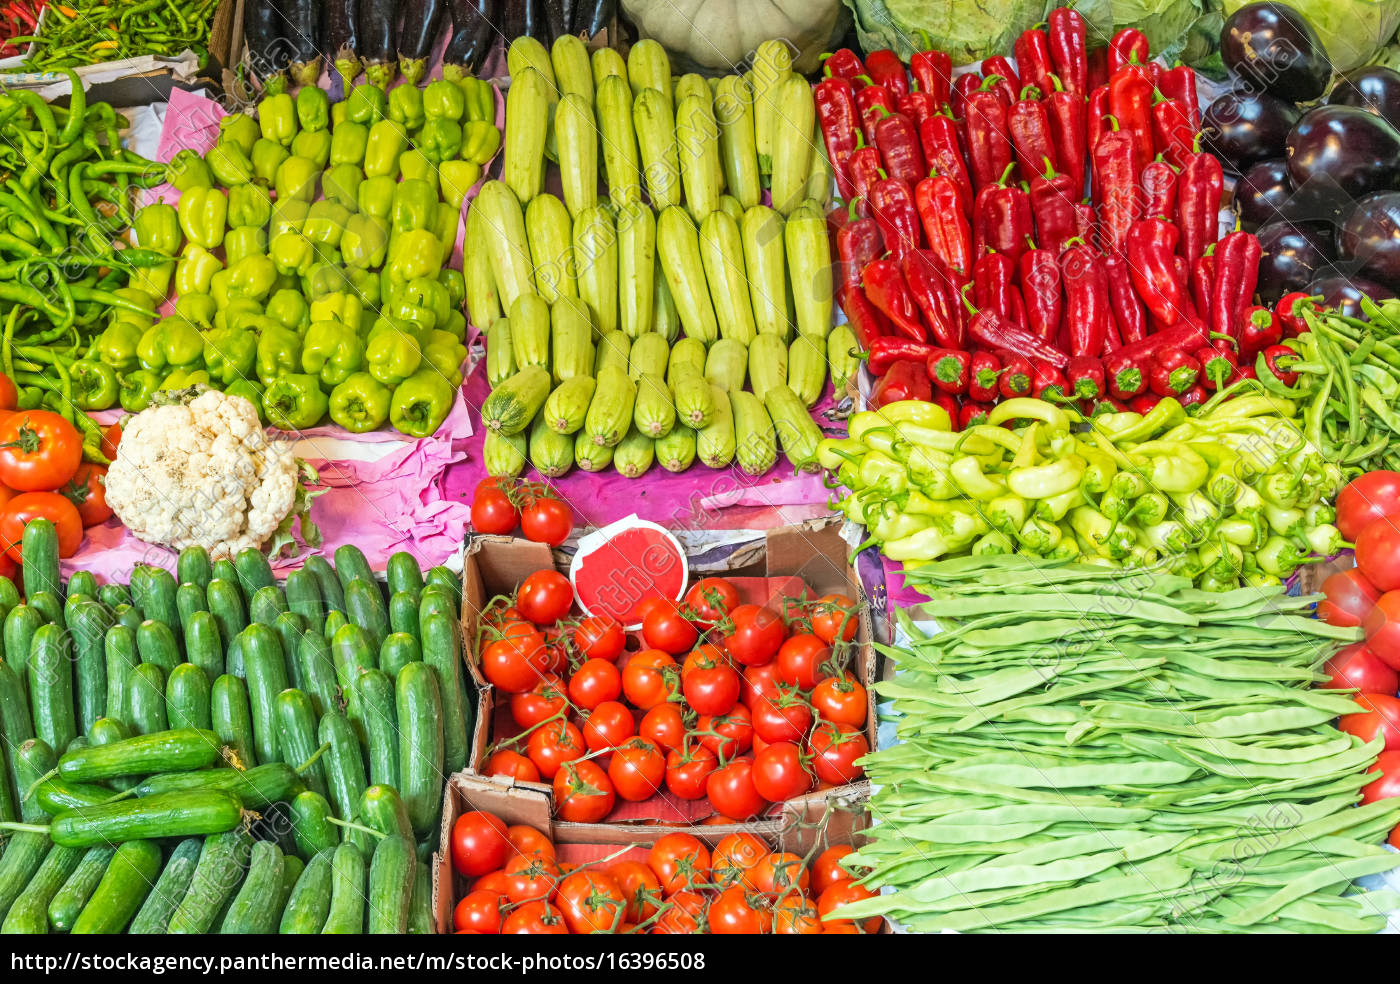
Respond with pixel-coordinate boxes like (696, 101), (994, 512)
(837, 556), (1400, 933)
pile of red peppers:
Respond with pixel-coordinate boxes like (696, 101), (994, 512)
(819, 12), (1268, 427)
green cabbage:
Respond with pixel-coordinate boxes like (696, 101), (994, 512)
(1223, 0), (1400, 73)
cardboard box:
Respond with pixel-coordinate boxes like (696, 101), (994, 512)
(457, 518), (877, 834)
(433, 770), (873, 935)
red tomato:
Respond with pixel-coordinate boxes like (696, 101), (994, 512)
(751, 741), (814, 801)
(553, 759), (615, 822)
(750, 690), (814, 744)
(682, 643), (730, 676)
(684, 577), (739, 629)
(811, 845), (855, 896)
(1339, 471), (1400, 540)
(520, 495), (573, 547)
(818, 881), (881, 933)
(665, 744), (717, 799)
(60, 463), (111, 527)
(483, 748), (541, 783)
(639, 703), (687, 752)
(0, 492), (82, 562)
(507, 824), (555, 859)
(582, 700), (635, 753)
(776, 633), (834, 690)
(99, 422), (121, 462)
(1339, 693), (1400, 751)
(0, 372), (15, 411)
(504, 852), (562, 904)
(709, 884), (773, 934)
(642, 599), (699, 654)
(471, 483), (519, 535)
(648, 833), (711, 896)
(453, 890), (506, 933)
(1364, 591), (1400, 670)
(810, 593), (860, 644)
(610, 860), (663, 923)
(556, 870), (626, 933)
(608, 737), (666, 802)
(809, 722), (868, 785)
(651, 890), (706, 934)
(712, 833), (770, 889)
(481, 625), (550, 693)
(706, 758), (768, 819)
(0, 411), (81, 492)
(811, 673), (868, 728)
(569, 657), (622, 710)
(622, 649), (679, 709)
(1319, 569), (1382, 627)
(741, 662), (783, 705)
(574, 615), (625, 662)
(723, 605), (787, 666)
(472, 870), (511, 895)
(510, 673), (567, 729)
(695, 704), (753, 758)
(752, 852), (810, 897)
(1324, 642), (1400, 695)
(632, 596), (669, 626)
(501, 900), (570, 934)
(526, 719), (586, 779)
(451, 811), (510, 877)
(774, 895), (823, 934)
(682, 658), (740, 716)
(1356, 516), (1400, 592)
(517, 569), (573, 625)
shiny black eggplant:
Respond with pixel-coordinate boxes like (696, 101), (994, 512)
(399, 0), (448, 84)
(244, 0), (290, 94)
(1221, 2), (1330, 102)
(1340, 192), (1400, 290)
(1201, 88), (1299, 172)
(1329, 66), (1400, 132)
(1255, 220), (1334, 303)
(444, 0), (497, 79)
(360, 0), (398, 87)
(573, 0), (613, 37)
(1305, 274), (1397, 320)
(327, 0), (360, 87)
(276, 0), (324, 87)
(1286, 105), (1400, 205)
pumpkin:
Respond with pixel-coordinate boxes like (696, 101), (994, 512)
(620, 0), (845, 74)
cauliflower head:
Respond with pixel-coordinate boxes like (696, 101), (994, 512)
(105, 390), (322, 561)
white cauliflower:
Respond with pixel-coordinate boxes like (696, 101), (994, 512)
(105, 389), (324, 561)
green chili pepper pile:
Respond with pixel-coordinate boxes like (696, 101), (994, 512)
(21, 0), (217, 72)
(822, 393), (1345, 588)
(836, 558), (1400, 933)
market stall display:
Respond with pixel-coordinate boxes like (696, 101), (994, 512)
(20, 0), (216, 71)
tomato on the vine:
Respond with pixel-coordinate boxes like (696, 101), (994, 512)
(0, 410), (81, 492)
(517, 569), (573, 625)
(818, 882), (880, 933)
(708, 884), (773, 934)
(582, 700), (635, 753)
(504, 852), (562, 904)
(639, 703), (687, 752)
(481, 624), (549, 694)
(483, 748), (541, 783)
(556, 871), (626, 934)
(453, 890), (506, 933)
(741, 662), (783, 706)
(648, 833), (711, 896)
(520, 494), (573, 547)
(664, 744), (717, 800)
(809, 593), (859, 644)
(706, 758), (768, 820)
(552, 759), (615, 823)
(642, 599), (699, 654)
(501, 900), (569, 934)
(684, 577), (739, 629)
(651, 891), (706, 934)
(750, 690), (814, 744)
(774, 895), (822, 934)
(569, 658), (622, 710)
(811, 845), (855, 896)
(60, 463), (111, 527)
(695, 705), (753, 759)
(526, 719), (586, 779)
(609, 860), (663, 923)
(682, 657), (740, 716)
(811, 673), (868, 728)
(723, 605), (787, 666)
(776, 633), (834, 691)
(510, 673), (567, 729)
(751, 852), (810, 897)
(574, 615), (625, 662)
(751, 741), (813, 802)
(451, 811), (510, 877)
(507, 825), (554, 860)
(608, 737), (666, 802)
(711, 833), (769, 889)
(621, 649), (678, 709)
(471, 479), (519, 535)
(0, 492), (83, 561)
(809, 722), (868, 785)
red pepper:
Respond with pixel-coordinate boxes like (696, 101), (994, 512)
(981, 59), (1021, 106)
(1007, 89), (1058, 179)
(901, 249), (964, 349)
(1066, 355), (1105, 399)
(870, 359), (932, 407)
(1059, 240), (1111, 358)
(1032, 363), (1072, 402)
(997, 352), (1033, 397)
(1131, 392), (1163, 414)
(1102, 254), (1148, 345)
(1177, 149), (1223, 265)
(866, 336), (937, 376)
(959, 402), (993, 430)
(863, 258), (926, 341)
(1191, 250), (1215, 318)
(864, 50), (909, 100)
(1086, 85), (1111, 198)
(1195, 345), (1238, 390)
(973, 250), (1022, 328)
(1072, 201), (1096, 246)
(1157, 65), (1200, 131)
(814, 78), (862, 201)
(872, 108), (926, 186)
(1048, 7), (1089, 95)
(855, 83), (896, 147)
(1260, 344), (1300, 386)
(1277, 292), (1321, 337)
(897, 91), (939, 128)
(1044, 76), (1087, 201)
(910, 39), (952, 105)
(1019, 245), (1063, 342)
(915, 173), (973, 275)
(847, 138), (885, 202)
(1141, 159), (1178, 219)
(1126, 218), (1188, 326)
(840, 285), (890, 350)
(963, 287), (1069, 369)
(1239, 304), (1282, 361)
(1107, 350), (1148, 400)
(1085, 396), (1129, 417)
(1015, 28), (1056, 97)
(1151, 96), (1195, 171)
(1108, 28), (1150, 73)
(932, 391), (961, 428)
(968, 350), (1001, 402)
(951, 73), (983, 121)
(1087, 46), (1109, 91)
(1148, 348), (1200, 397)
(1172, 256), (1199, 319)
(822, 49), (867, 82)
(927, 348), (971, 395)
(1102, 313), (1124, 355)
(1178, 385), (1208, 411)
(837, 199), (885, 292)
(869, 176), (921, 258)
(1028, 161), (1078, 254)
(1236, 364), (1258, 382)
(918, 111), (974, 216)
(1210, 230), (1261, 344)
(1093, 118), (1137, 256)
(973, 164), (1033, 267)
(964, 78), (1015, 192)
(1108, 64), (1155, 179)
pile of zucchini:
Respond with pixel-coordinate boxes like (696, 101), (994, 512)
(0, 522), (469, 934)
(469, 35), (856, 480)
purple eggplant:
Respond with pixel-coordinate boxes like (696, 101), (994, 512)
(1329, 67), (1400, 132)
(1305, 274), (1396, 320)
(275, 0), (324, 87)
(1287, 105), (1400, 205)
(1236, 159), (1293, 230)
(1221, 2), (1330, 103)
(399, 0), (447, 84)
(503, 0), (539, 39)
(444, 0), (497, 80)
(1201, 88), (1300, 173)
(244, 0), (290, 94)
(327, 0), (360, 87)
(1340, 192), (1400, 290)
(574, 0), (613, 37)
(1256, 221), (1334, 304)
(359, 0), (398, 87)
(541, 0), (566, 42)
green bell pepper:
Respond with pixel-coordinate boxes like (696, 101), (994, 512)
(390, 368), (455, 438)
(357, 174), (396, 220)
(329, 121), (369, 167)
(227, 379), (266, 420)
(432, 203), (458, 252)
(175, 293), (217, 330)
(345, 268), (381, 308)
(297, 86), (331, 131)
(203, 326), (257, 386)
(439, 160), (480, 211)
(424, 79), (466, 122)
(257, 320), (304, 384)
(210, 254), (278, 307)
(215, 298), (261, 334)
(266, 289), (310, 331)
(391, 277), (451, 331)
(274, 155), (320, 203)
(305, 200), (350, 248)
(133, 202), (181, 254)
(438, 268), (466, 311)
(391, 179), (437, 234)
(303, 320), (366, 389)
(303, 262), (353, 301)
(263, 374), (329, 430)
(385, 229), (443, 282)
(167, 149), (212, 191)
(418, 118), (462, 163)
(291, 129), (332, 170)
(120, 369), (162, 412)
(250, 138), (289, 185)
(137, 317), (204, 372)
(206, 141), (254, 187)
(223, 226), (267, 266)
(329, 372), (391, 433)
(322, 163), (363, 211)
(387, 85), (424, 130)
(71, 358), (118, 410)
(176, 187), (227, 249)
(270, 198), (310, 236)
(421, 336), (466, 387)
(259, 93), (298, 146)
(175, 244), (222, 294)
(228, 183), (272, 228)
(364, 120), (408, 179)
(398, 150), (437, 191)
(367, 327), (422, 387)
(345, 84), (388, 125)
(310, 292), (363, 333)
(460, 78), (496, 122)
(460, 121), (501, 165)
(219, 113), (261, 156)
(97, 322), (142, 373)
(269, 230), (316, 276)
(342, 215), (389, 269)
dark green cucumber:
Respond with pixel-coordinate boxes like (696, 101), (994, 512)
(284, 568), (324, 622)
(218, 839), (284, 934)
(28, 623), (75, 750)
(206, 578), (248, 664)
(134, 761), (304, 809)
(27, 591), (64, 630)
(136, 619), (180, 675)
(14, 739), (57, 823)
(85, 716), (135, 791)
(241, 623), (289, 765)
(34, 772), (114, 814)
(288, 790), (339, 859)
(396, 661), (444, 836)
(305, 555), (344, 613)
(66, 571), (98, 603)
(113, 604), (142, 633)
(138, 568), (180, 641)
(126, 663), (167, 735)
(165, 664), (213, 731)
(345, 578), (390, 650)
(386, 552), (424, 600)
(388, 591), (421, 642)
(97, 583), (131, 609)
(225, 633), (245, 679)
(0, 842), (82, 933)
(278, 848), (333, 933)
(211, 674), (256, 768)
(318, 711), (368, 850)
(407, 863), (433, 934)
(234, 547), (276, 597)
(0, 657), (34, 806)
(0, 831), (50, 924)
(274, 612), (308, 691)
(175, 581), (208, 633)
(366, 834), (415, 934)
(357, 784), (413, 841)
(274, 689), (326, 798)
(324, 609), (348, 639)
(210, 558), (239, 586)
(49, 789), (244, 847)
(330, 623), (377, 722)
(296, 630), (338, 718)
(332, 545), (375, 591)
(71, 838), (161, 934)
(166, 828), (253, 934)
(417, 586), (456, 624)
(277, 854), (303, 912)
(66, 735), (88, 754)
(59, 727), (224, 781)
(0, 743), (13, 824)
(0, 574), (18, 618)
(3, 603), (44, 679)
(102, 624), (138, 725)
(322, 841), (366, 934)
(378, 632), (420, 679)
(425, 566), (462, 604)
(21, 519), (60, 599)
(68, 601), (109, 735)
(355, 670), (399, 788)
(48, 845), (114, 932)
(184, 611), (224, 682)
(422, 612), (471, 774)
(128, 837), (202, 934)
(250, 584), (288, 627)
(177, 546), (212, 591)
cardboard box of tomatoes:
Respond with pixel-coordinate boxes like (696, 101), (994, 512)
(456, 518), (878, 837)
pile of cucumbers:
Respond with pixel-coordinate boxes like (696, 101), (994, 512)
(470, 36), (856, 480)
(0, 521), (469, 934)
